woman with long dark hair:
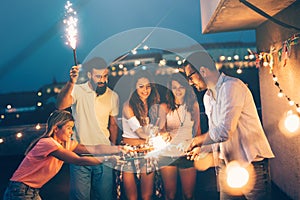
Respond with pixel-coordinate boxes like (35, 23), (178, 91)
(158, 72), (201, 200)
(121, 69), (160, 200)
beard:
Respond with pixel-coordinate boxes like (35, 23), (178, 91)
(91, 81), (107, 96)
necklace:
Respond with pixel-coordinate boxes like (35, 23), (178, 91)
(175, 104), (186, 127)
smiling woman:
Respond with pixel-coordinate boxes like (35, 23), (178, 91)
(120, 68), (161, 199)
(2, 110), (123, 200)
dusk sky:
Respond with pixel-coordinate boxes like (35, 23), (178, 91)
(0, 0), (256, 94)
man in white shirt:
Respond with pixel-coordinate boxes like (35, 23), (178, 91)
(56, 57), (119, 200)
(183, 51), (274, 200)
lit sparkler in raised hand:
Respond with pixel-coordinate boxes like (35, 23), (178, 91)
(63, 1), (78, 65)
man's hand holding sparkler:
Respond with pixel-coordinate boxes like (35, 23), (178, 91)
(69, 65), (79, 84)
(187, 135), (202, 150)
(186, 147), (202, 160)
(56, 65), (79, 110)
(186, 134), (211, 160)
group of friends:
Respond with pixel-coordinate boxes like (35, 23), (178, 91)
(3, 51), (274, 200)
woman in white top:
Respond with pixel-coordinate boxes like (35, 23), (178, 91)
(158, 72), (201, 200)
(121, 69), (160, 200)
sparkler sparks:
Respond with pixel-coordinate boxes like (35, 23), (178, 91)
(63, 1), (78, 65)
(149, 135), (168, 151)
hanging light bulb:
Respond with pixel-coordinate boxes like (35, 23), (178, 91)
(289, 100), (295, 106)
(16, 132), (23, 138)
(233, 55), (239, 60)
(296, 106), (300, 113)
(219, 55), (226, 62)
(236, 68), (242, 74)
(131, 49), (137, 55)
(226, 162), (249, 188)
(277, 90), (284, 98)
(284, 110), (300, 133)
(143, 45), (149, 50)
(36, 123), (41, 130)
(249, 54), (255, 60)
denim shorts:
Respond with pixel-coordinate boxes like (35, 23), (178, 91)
(3, 181), (41, 200)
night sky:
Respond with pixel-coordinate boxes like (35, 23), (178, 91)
(0, 0), (256, 94)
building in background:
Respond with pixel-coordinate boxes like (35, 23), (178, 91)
(0, 41), (258, 155)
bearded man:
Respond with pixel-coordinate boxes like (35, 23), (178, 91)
(56, 57), (119, 200)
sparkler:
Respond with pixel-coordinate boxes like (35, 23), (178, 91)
(63, 1), (78, 66)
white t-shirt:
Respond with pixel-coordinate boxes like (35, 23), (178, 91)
(71, 82), (119, 145)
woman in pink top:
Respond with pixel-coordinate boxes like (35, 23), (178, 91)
(3, 110), (123, 200)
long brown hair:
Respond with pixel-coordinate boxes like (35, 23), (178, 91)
(165, 72), (197, 116)
(129, 70), (160, 126)
(25, 110), (74, 155)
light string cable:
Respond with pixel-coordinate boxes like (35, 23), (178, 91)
(239, 0), (300, 31)
(248, 33), (300, 112)
(110, 5), (175, 66)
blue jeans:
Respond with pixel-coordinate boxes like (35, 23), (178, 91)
(3, 181), (41, 200)
(69, 164), (113, 200)
(219, 159), (271, 200)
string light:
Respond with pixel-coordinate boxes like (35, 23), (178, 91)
(271, 72), (300, 112)
(143, 45), (149, 50)
(219, 55), (226, 61)
(248, 33), (300, 114)
(131, 49), (137, 55)
(16, 132), (23, 138)
(236, 68), (242, 74)
(284, 110), (300, 133)
(35, 123), (41, 130)
(108, 49), (256, 78)
(0, 123), (46, 145)
(278, 90), (284, 98)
